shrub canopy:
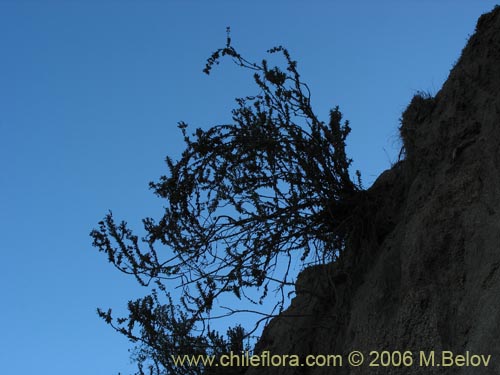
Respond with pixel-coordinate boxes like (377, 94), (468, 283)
(91, 36), (361, 374)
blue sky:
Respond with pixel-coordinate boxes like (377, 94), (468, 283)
(1, 2), (498, 374)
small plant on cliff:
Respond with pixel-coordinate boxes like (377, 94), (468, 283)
(399, 90), (436, 160)
(91, 31), (362, 374)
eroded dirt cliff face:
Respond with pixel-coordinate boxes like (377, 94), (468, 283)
(246, 6), (500, 375)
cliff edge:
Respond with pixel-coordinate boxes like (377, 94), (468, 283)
(247, 6), (500, 375)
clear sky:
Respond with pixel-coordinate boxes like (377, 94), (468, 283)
(1, 1), (498, 374)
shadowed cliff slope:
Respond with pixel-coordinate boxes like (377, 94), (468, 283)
(247, 6), (500, 375)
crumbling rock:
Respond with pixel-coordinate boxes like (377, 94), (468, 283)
(246, 6), (500, 375)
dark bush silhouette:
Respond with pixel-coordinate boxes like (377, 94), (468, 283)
(91, 33), (362, 374)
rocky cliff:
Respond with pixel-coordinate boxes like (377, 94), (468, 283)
(247, 6), (500, 375)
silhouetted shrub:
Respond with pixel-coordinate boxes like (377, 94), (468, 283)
(91, 34), (362, 374)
